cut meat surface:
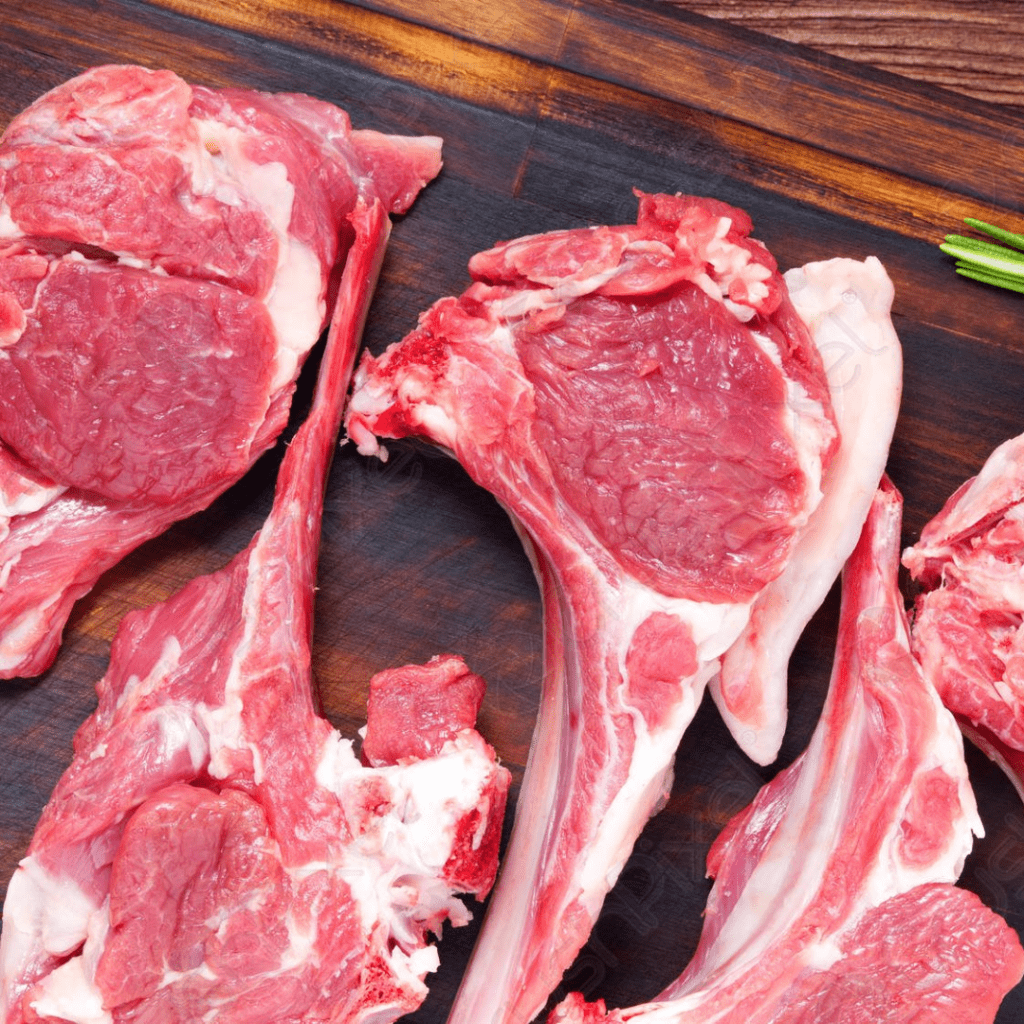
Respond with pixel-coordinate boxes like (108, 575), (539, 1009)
(362, 655), (487, 766)
(0, 64), (442, 678)
(0, 251), (277, 503)
(0, 197), (509, 1024)
(548, 480), (1024, 1024)
(510, 283), (804, 601)
(344, 192), (894, 1024)
(904, 430), (1024, 799)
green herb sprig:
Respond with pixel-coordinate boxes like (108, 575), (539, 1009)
(941, 218), (1024, 294)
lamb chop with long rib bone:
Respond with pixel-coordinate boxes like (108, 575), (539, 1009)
(548, 479), (1024, 1024)
(344, 190), (902, 1024)
(0, 194), (510, 1024)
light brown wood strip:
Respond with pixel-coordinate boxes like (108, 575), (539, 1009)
(340, 0), (576, 62)
(141, 0), (558, 117)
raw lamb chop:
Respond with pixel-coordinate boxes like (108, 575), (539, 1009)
(549, 480), (1024, 1024)
(0, 64), (442, 679)
(0, 195), (510, 1024)
(904, 430), (1024, 801)
(344, 191), (901, 1024)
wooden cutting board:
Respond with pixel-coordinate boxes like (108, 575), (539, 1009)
(2, 1), (1024, 1019)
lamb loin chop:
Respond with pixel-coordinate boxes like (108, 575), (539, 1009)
(0, 64), (441, 679)
(344, 191), (902, 1024)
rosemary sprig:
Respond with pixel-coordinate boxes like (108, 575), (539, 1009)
(941, 218), (1024, 293)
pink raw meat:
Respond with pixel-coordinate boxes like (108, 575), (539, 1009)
(0, 196), (510, 1024)
(904, 430), (1024, 800)
(0, 251), (277, 503)
(345, 192), (900, 1024)
(0, 64), (442, 679)
(549, 480), (1024, 1024)
(362, 655), (487, 766)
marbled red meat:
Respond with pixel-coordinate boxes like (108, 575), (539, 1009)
(0, 254), (276, 503)
(362, 655), (487, 766)
(514, 284), (808, 603)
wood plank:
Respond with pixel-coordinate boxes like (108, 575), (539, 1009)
(134, 0), (559, 116)
(535, 63), (1011, 241)
(344, 0), (577, 62)
(667, 1), (1024, 109)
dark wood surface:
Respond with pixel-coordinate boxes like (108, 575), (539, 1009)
(2, 1), (1024, 1020)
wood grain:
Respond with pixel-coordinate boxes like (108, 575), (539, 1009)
(668, 1), (1024, 109)
(0, 2), (1023, 1021)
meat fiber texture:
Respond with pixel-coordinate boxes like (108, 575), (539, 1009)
(343, 190), (902, 1024)
(549, 481), (1024, 1024)
(904, 431), (1024, 801)
(0, 196), (510, 1024)
(0, 64), (443, 679)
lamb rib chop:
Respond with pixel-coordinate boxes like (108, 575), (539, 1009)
(0, 195), (510, 1024)
(0, 64), (442, 679)
(549, 480), (1024, 1024)
(344, 192), (902, 1024)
